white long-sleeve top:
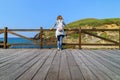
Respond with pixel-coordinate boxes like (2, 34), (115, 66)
(52, 19), (66, 37)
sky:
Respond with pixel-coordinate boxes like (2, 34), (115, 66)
(0, 0), (120, 30)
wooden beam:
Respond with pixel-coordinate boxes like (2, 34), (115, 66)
(82, 29), (119, 31)
(119, 28), (120, 50)
(40, 27), (43, 49)
(4, 27), (7, 49)
(79, 27), (82, 49)
(8, 31), (38, 44)
(0, 31), (4, 34)
(82, 31), (119, 44)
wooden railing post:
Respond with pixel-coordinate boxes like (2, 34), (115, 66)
(79, 27), (82, 49)
(4, 27), (8, 49)
(40, 27), (43, 49)
(119, 28), (120, 50)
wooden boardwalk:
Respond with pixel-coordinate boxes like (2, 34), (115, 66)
(0, 49), (120, 80)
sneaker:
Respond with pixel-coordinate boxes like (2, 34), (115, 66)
(60, 49), (62, 51)
(57, 48), (62, 51)
(57, 48), (60, 51)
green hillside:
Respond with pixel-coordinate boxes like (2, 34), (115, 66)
(44, 18), (120, 49)
(63, 18), (120, 49)
(66, 18), (120, 28)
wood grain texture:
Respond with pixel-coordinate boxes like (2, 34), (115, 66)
(0, 49), (120, 80)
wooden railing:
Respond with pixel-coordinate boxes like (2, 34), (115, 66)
(0, 27), (120, 49)
(0, 27), (43, 49)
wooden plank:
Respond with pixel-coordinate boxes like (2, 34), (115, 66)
(8, 29), (40, 31)
(58, 50), (72, 80)
(0, 49), (27, 65)
(40, 27), (43, 48)
(16, 49), (53, 80)
(65, 50), (84, 80)
(79, 27), (82, 49)
(82, 50), (120, 80)
(0, 51), (40, 79)
(0, 50), (37, 71)
(89, 50), (120, 76)
(8, 31), (38, 44)
(32, 50), (57, 80)
(0, 49), (120, 80)
(4, 27), (7, 49)
(105, 50), (120, 56)
(0, 49), (21, 58)
(82, 31), (119, 44)
(0, 51), (46, 80)
(0, 49), (31, 67)
(45, 50), (61, 80)
(63, 43), (119, 46)
(71, 49), (99, 80)
(119, 28), (120, 49)
(93, 50), (120, 65)
(5, 28), (119, 32)
(82, 29), (119, 31)
(0, 31), (3, 34)
(77, 50), (111, 80)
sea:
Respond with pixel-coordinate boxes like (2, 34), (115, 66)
(0, 38), (56, 49)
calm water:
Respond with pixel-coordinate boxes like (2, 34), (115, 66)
(0, 38), (56, 48)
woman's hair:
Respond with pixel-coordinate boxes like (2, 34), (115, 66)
(57, 15), (63, 20)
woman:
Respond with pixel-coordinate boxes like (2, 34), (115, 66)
(50, 15), (66, 50)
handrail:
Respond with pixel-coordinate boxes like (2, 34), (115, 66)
(0, 27), (119, 49)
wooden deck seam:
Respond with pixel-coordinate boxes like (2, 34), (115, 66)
(58, 50), (62, 80)
(30, 50), (53, 80)
(93, 50), (120, 65)
(58, 50), (72, 80)
(66, 50), (85, 80)
(87, 50), (120, 76)
(0, 49), (120, 80)
(32, 50), (57, 80)
(85, 50), (120, 79)
(44, 50), (58, 80)
(0, 50), (31, 68)
(16, 50), (53, 80)
(15, 50), (48, 80)
(76, 50), (101, 80)
(81, 50), (113, 80)
(65, 50), (75, 80)
(0, 50), (44, 80)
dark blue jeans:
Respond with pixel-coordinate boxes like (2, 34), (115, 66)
(57, 35), (64, 49)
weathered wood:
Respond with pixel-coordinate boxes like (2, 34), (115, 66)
(0, 31), (3, 34)
(80, 50), (112, 80)
(86, 50), (120, 78)
(65, 50), (84, 80)
(82, 31), (119, 44)
(7, 29), (40, 31)
(45, 50), (61, 80)
(40, 27), (43, 49)
(0, 50), (45, 80)
(1, 27), (120, 49)
(79, 27), (82, 49)
(58, 50), (72, 80)
(16, 50), (52, 80)
(71, 50), (98, 80)
(0, 49), (120, 80)
(63, 43), (119, 46)
(8, 31), (38, 44)
(82, 50), (120, 80)
(32, 50), (57, 80)
(4, 27), (7, 49)
(82, 29), (119, 31)
(119, 28), (120, 49)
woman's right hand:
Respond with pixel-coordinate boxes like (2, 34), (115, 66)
(50, 27), (53, 30)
